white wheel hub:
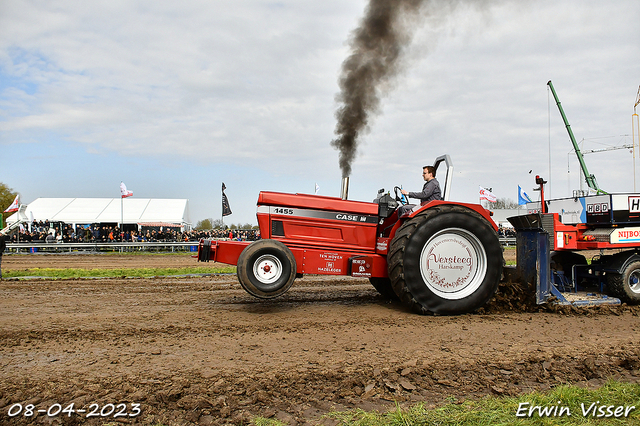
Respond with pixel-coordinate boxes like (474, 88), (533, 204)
(253, 254), (283, 284)
(419, 228), (487, 300)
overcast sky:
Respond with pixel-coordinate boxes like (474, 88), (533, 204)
(1, 0), (639, 226)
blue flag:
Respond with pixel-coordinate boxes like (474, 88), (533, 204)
(518, 185), (532, 205)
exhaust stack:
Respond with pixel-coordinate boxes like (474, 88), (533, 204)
(340, 177), (349, 200)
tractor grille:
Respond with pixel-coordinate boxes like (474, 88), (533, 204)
(271, 220), (285, 237)
(541, 214), (555, 249)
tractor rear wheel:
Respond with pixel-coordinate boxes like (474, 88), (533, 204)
(237, 239), (297, 299)
(388, 205), (502, 315)
(607, 260), (640, 304)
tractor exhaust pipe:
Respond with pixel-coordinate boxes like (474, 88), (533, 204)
(340, 177), (349, 200)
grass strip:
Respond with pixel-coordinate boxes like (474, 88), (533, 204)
(4, 266), (236, 279)
(253, 380), (640, 425)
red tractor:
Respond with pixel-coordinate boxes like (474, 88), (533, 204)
(197, 155), (503, 315)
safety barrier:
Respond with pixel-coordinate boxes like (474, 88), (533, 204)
(4, 237), (516, 254)
(500, 237), (517, 246)
(4, 241), (201, 254)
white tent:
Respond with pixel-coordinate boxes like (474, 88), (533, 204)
(6, 198), (191, 230)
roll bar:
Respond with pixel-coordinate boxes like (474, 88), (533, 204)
(433, 154), (453, 201)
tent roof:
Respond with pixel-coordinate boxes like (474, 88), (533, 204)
(7, 198), (191, 226)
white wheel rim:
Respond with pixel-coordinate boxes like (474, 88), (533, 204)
(253, 254), (283, 284)
(419, 228), (487, 300)
(629, 269), (640, 294)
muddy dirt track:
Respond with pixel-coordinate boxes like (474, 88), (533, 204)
(1, 254), (640, 425)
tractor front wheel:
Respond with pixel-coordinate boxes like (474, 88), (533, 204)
(237, 239), (297, 299)
(388, 205), (502, 315)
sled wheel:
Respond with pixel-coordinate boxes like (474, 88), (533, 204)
(369, 277), (399, 300)
(388, 205), (502, 315)
(237, 239), (297, 299)
(607, 261), (640, 304)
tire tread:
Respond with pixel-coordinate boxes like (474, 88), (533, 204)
(388, 205), (502, 315)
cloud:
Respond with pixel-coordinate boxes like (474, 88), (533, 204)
(1, 0), (639, 224)
(7, 10), (347, 192)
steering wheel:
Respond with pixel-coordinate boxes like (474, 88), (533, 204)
(394, 186), (408, 205)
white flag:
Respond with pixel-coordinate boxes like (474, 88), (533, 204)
(4, 194), (19, 213)
(479, 186), (497, 203)
(120, 182), (133, 198)
(315, 183), (319, 195)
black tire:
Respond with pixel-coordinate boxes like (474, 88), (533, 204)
(369, 277), (399, 300)
(388, 205), (503, 315)
(237, 239), (297, 299)
(607, 261), (640, 304)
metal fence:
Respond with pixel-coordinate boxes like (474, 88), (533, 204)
(500, 237), (516, 246)
(5, 237), (516, 254)
(4, 241), (200, 254)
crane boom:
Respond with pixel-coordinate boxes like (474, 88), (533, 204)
(582, 144), (633, 155)
(547, 80), (606, 194)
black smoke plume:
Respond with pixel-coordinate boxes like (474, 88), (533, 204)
(332, 0), (427, 178)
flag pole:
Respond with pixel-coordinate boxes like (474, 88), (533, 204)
(221, 183), (224, 230)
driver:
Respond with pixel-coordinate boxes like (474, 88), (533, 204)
(398, 165), (442, 215)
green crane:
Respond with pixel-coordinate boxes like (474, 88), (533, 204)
(547, 80), (606, 194)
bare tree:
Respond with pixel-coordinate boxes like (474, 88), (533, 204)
(483, 198), (519, 210)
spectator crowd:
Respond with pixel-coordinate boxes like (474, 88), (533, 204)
(497, 226), (516, 238)
(6, 219), (511, 244)
(7, 220), (260, 243)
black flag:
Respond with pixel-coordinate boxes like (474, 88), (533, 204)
(222, 182), (232, 217)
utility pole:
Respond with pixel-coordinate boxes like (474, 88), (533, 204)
(633, 86), (640, 192)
